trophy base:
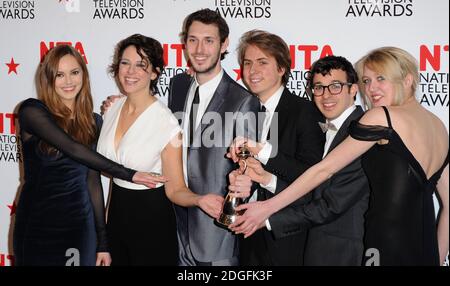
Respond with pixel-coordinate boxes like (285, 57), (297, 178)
(216, 213), (238, 226)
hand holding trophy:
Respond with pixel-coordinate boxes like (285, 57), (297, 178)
(217, 143), (252, 226)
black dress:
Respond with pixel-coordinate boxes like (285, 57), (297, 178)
(14, 98), (136, 266)
(349, 106), (448, 266)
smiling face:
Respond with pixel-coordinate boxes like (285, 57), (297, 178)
(361, 66), (397, 107)
(313, 69), (356, 120)
(54, 54), (83, 109)
(242, 45), (284, 102)
(118, 45), (157, 96)
(185, 21), (228, 82)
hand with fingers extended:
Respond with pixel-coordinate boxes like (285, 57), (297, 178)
(228, 169), (252, 199)
(226, 136), (263, 164)
(100, 94), (125, 115)
(132, 172), (168, 189)
(197, 194), (224, 219)
(229, 200), (273, 238)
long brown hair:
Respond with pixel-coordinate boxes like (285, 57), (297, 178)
(36, 45), (96, 153)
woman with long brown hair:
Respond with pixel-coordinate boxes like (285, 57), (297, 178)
(14, 45), (160, 266)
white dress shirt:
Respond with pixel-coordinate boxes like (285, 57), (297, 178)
(181, 69), (224, 184)
(247, 86), (284, 230)
(254, 86), (284, 194)
(322, 105), (356, 157)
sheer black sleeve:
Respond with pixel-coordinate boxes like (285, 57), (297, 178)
(88, 114), (108, 252)
(348, 120), (394, 142)
(87, 114), (109, 252)
(87, 169), (108, 252)
(18, 98), (136, 181)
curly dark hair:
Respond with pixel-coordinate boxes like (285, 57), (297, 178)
(109, 34), (165, 95)
(181, 9), (229, 60)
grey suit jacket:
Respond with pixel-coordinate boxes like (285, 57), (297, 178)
(269, 106), (370, 266)
(168, 72), (260, 263)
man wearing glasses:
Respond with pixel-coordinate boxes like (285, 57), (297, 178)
(231, 55), (370, 266)
(267, 55), (370, 265)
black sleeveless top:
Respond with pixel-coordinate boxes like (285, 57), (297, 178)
(349, 106), (448, 266)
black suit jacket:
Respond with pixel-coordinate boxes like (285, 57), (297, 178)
(240, 88), (325, 266)
(168, 71), (261, 264)
(168, 72), (192, 118)
(269, 106), (370, 266)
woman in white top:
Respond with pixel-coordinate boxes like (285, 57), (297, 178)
(97, 34), (224, 265)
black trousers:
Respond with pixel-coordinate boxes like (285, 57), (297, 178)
(240, 228), (306, 266)
(107, 183), (178, 266)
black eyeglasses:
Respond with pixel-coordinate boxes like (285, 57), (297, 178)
(310, 82), (353, 97)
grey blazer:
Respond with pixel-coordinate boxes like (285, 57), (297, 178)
(168, 72), (260, 264)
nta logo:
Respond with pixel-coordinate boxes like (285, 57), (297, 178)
(40, 41), (88, 63)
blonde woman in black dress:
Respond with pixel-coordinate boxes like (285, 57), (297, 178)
(229, 47), (449, 266)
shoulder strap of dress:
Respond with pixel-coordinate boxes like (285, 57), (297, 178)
(439, 151), (449, 174)
(381, 106), (392, 128)
(428, 150), (449, 184)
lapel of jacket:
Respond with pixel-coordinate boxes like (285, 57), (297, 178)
(199, 72), (228, 131)
(270, 88), (290, 139)
(191, 71), (229, 147)
(327, 106), (364, 154)
(258, 88), (290, 200)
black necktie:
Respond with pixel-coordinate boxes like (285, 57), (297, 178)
(261, 105), (271, 141)
(189, 87), (200, 146)
(257, 105), (266, 142)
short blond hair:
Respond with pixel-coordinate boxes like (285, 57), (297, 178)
(355, 46), (419, 109)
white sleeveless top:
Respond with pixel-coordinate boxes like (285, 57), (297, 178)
(97, 97), (181, 190)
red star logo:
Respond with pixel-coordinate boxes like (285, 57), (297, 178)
(8, 202), (16, 216)
(233, 68), (242, 81)
(6, 58), (20, 75)
(7, 202), (17, 216)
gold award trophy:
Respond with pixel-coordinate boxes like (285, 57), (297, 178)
(217, 144), (252, 226)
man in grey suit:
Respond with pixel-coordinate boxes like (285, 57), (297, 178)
(231, 56), (370, 265)
(168, 9), (260, 266)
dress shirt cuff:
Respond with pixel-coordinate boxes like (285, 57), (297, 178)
(265, 219), (272, 231)
(260, 174), (277, 193)
(256, 142), (272, 165)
